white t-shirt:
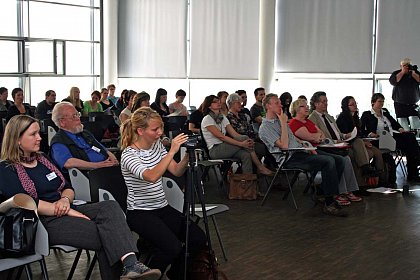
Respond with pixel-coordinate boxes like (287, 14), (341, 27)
(201, 114), (230, 150)
(120, 142), (169, 210)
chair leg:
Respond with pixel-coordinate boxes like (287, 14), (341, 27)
(85, 250), (91, 261)
(67, 249), (83, 280)
(24, 265), (33, 280)
(261, 168), (282, 206)
(283, 171), (298, 210)
(211, 216), (228, 262)
(85, 253), (97, 280)
(40, 257), (50, 280)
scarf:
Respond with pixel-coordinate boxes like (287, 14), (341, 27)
(208, 111), (224, 124)
(15, 154), (66, 199)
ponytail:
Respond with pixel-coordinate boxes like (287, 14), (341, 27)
(120, 119), (135, 150)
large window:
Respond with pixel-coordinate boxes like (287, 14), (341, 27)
(0, 0), (101, 105)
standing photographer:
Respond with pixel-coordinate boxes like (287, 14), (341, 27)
(389, 58), (420, 118)
(120, 107), (206, 280)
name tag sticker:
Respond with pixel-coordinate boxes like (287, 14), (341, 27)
(46, 172), (57, 181)
(92, 146), (101, 153)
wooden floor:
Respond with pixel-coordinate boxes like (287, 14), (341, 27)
(4, 165), (420, 280)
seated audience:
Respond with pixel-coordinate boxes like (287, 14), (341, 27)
(235, 89), (251, 118)
(188, 102), (204, 134)
(217, 91), (229, 116)
(279, 92), (293, 120)
(99, 87), (115, 111)
(150, 88), (170, 117)
(289, 99), (361, 205)
(6, 87), (33, 122)
(0, 115), (161, 280)
(120, 107), (206, 280)
(50, 102), (118, 177)
(201, 95), (272, 175)
(336, 96), (393, 187)
(168, 89), (188, 116)
(360, 93), (420, 181)
(62, 86), (84, 113)
(119, 90), (137, 124)
(107, 84), (118, 106)
(0, 87), (13, 112)
(308, 91), (378, 187)
(83, 90), (103, 117)
(258, 94), (347, 217)
(250, 87), (266, 131)
(35, 90), (57, 120)
(132, 91), (150, 112)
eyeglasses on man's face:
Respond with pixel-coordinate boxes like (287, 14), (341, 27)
(61, 112), (81, 120)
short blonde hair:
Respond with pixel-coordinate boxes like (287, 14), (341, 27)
(290, 99), (303, 117)
(1, 115), (39, 164)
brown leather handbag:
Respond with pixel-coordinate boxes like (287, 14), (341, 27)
(190, 249), (228, 280)
(228, 173), (258, 200)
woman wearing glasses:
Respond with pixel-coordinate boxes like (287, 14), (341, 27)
(360, 93), (420, 181)
(337, 96), (392, 187)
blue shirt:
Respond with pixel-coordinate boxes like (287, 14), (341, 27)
(51, 130), (108, 169)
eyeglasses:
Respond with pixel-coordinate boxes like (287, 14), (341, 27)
(61, 112), (81, 120)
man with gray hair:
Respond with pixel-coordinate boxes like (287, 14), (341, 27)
(259, 93), (347, 217)
(389, 57), (420, 119)
(50, 102), (118, 178)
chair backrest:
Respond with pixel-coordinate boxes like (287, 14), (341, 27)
(379, 130), (396, 151)
(47, 126), (57, 146)
(69, 168), (92, 202)
(409, 116), (420, 130)
(88, 166), (128, 212)
(162, 177), (184, 213)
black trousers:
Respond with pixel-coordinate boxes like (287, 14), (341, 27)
(394, 132), (420, 178)
(127, 205), (207, 280)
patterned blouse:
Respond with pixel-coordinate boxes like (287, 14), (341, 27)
(227, 111), (257, 139)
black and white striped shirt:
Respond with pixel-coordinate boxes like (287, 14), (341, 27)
(121, 142), (168, 210)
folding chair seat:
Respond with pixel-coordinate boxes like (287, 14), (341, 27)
(162, 177), (229, 261)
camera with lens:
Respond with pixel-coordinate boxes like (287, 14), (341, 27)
(183, 134), (202, 149)
(408, 64), (418, 71)
(170, 130), (202, 149)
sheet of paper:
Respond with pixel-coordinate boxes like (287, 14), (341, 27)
(345, 127), (358, 142)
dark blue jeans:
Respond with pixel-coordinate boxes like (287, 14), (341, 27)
(284, 152), (340, 197)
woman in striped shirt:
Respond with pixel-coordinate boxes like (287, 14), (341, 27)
(120, 107), (206, 280)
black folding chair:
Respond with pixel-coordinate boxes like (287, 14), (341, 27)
(261, 149), (315, 210)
